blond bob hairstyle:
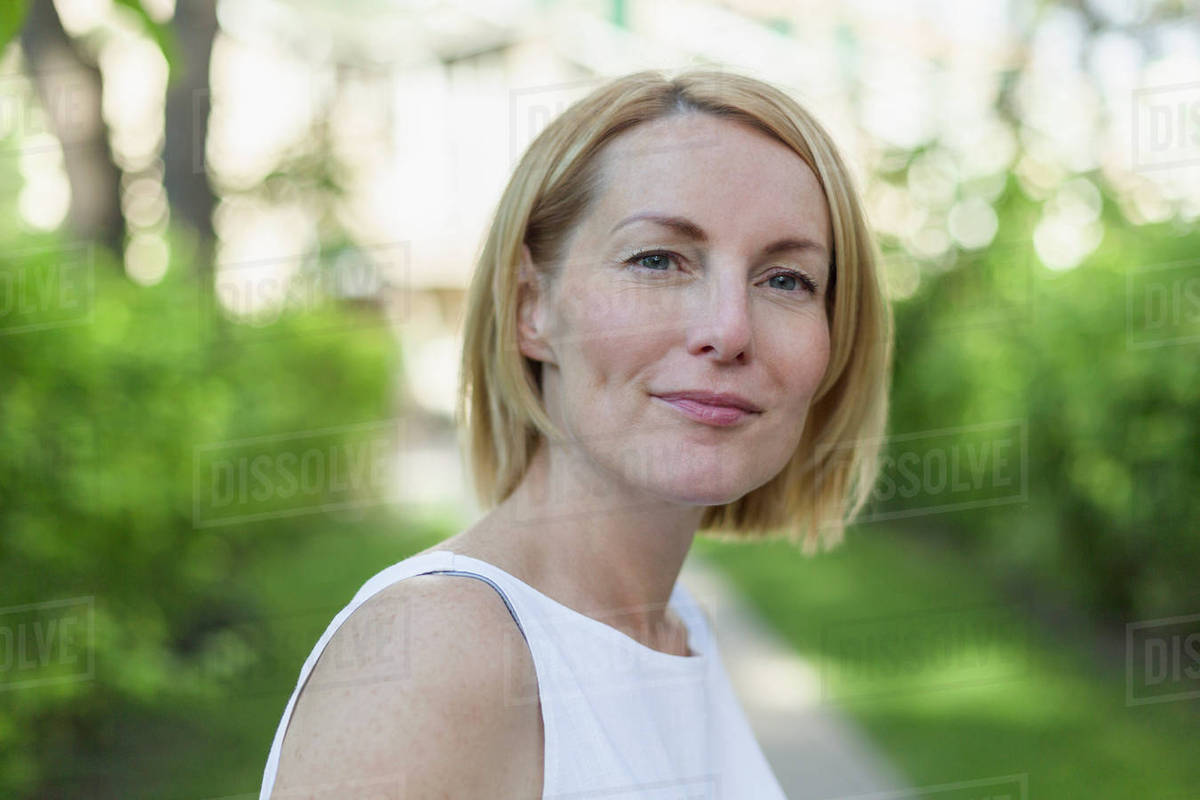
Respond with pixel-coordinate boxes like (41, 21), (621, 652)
(456, 69), (893, 552)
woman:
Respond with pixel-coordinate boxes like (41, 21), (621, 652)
(260, 68), (892, 799)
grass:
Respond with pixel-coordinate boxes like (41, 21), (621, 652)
(693, 528), (1200, 799)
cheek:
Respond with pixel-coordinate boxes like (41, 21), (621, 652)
(566, 286), (664, 373)
(776, 314), (832, 401)
(810, 319), (833, 382)
(577, 279), (670, 337)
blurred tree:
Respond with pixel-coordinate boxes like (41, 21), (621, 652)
(162, 0), (217, 273)
(19, 0), (124, 253)
(0, 234), (401, 797)
(12, 0), (216, 272)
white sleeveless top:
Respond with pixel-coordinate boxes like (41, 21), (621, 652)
(259, 549), (787, 799)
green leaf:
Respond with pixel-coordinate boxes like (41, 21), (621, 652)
(0, 0), (30, 52)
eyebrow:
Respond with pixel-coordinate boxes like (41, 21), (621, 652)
(610, 212), (829, 260)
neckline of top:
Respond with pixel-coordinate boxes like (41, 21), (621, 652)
(422, 550), (709, 666)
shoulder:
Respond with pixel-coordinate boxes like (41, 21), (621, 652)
(269, 572), (543, 798)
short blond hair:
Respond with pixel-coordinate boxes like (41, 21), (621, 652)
(456, 68), (893, 551)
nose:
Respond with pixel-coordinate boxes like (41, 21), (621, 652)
(685, 267), (752, 363)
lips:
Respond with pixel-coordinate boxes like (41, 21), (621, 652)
(651, 391), (763, 413)
(651, 391), (763, 428)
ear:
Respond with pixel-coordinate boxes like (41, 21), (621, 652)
(516, 243), (556, 365)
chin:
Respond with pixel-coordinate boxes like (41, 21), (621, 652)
(634, 451), (748, 498)
(654, 479), (753, 508)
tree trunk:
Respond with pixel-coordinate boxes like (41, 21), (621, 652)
(19, 0), (124, 256)
(163, 0), (218, 276)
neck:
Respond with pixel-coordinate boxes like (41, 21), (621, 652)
(479, 436), (704, 645)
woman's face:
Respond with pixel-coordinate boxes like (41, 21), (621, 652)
(518, 112), (833, 510)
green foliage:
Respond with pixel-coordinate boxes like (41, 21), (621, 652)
(883, 185), (1200, 624)
(0, 1), (28, 51)
(0, 236), (400, 796)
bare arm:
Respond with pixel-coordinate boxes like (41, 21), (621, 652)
(269, 575), (544, 799)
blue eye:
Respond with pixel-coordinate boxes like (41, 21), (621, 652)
(630, 251), (674, 271)
(770, 273), (798, 291)
(768, 271), (818, 294)
(625, 250), (818, 295)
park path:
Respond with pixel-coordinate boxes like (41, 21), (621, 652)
(680, 550), (910, 798)
(394, 417), (910, 798)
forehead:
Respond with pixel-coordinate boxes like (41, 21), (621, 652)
(589, 113), (830, 246)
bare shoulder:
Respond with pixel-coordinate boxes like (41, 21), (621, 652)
(270, 573), (544, 799)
